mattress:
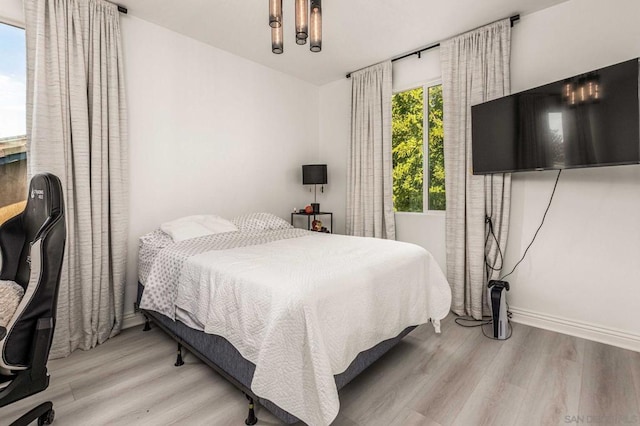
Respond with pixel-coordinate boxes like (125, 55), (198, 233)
(139, 228), (451, 425)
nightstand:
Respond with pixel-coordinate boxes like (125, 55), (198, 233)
(291, 211), (332, 233)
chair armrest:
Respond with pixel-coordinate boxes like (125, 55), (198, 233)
(0, 326), (5, 340)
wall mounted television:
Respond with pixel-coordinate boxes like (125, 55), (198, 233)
(471, 58), (640, 174)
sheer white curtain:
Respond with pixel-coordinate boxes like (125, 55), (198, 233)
(346, 61), (396, 239)
(441, 19), (511, 319)
(25, 0), (128, 357)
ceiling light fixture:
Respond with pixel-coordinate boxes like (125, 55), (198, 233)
(295, 0), (308, 45)
(309, 0), (322, 52)
(269, 0), (322, 54)
(269, 0), (282, 28)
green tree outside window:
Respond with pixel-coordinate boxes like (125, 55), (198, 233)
(392, 84), (445, 212)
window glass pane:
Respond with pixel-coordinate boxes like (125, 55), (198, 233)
(0, 22), (27, 225)
(427, 84), (445, 211)
(392, 87), (424, 212)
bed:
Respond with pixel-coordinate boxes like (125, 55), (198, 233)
(137, 213), (451, 425)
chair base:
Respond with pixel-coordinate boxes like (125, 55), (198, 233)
(9, 401), (54, 426)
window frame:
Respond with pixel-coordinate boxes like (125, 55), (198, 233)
(0, 19), (28, 226)
(392, 78), (445, 216)
(0, 17), (25, 31)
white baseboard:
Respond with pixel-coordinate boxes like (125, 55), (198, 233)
(122, 311), (146, 330)
(509, 306), (640, 352)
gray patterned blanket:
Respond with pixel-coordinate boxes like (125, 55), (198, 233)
(139, 228), (309, 319)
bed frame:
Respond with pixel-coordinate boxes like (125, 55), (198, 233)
(136, 283), (415, 424)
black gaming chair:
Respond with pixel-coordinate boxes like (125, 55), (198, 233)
(0, 173), (66, 426)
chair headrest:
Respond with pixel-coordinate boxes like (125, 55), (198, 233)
(23, 173), (64, 244)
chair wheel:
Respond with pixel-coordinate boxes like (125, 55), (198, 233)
(38, 408), (55, 425)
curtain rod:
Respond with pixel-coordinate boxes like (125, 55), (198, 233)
(345, 14), (519, 79)
(105, 0), (127, 13)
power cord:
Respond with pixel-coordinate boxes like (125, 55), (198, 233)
(484, 174), (506, 280)
(484, 215), (505, 277)
(454, 316), (492, 327)
(501, 169), (562, 281)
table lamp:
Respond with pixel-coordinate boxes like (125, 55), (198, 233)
(302, 164), (327, 213)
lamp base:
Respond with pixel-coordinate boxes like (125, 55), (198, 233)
(311, 203), (320, 213)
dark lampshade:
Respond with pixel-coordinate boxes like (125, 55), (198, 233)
(302, 164), (327, 185)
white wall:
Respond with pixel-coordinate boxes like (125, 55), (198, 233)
(505, 0), (640, 349)
(318, 0), (640, 349)
(318, 51), (448, 271)
(122, 15), (319, 315)
(0, 0), (22, 27)
(317, 78), (349, 235)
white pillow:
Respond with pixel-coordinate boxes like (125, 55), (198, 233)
(0, 280), (24, 328)
(232, 212), (293, 232)
(160, 215), (238, 242)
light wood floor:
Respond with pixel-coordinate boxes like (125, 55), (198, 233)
(1, 316), (639, 426)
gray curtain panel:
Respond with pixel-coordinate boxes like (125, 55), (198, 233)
(346, 61), (396, 239)
(25, 0), (128, 358)
(441, 19), (511, 319)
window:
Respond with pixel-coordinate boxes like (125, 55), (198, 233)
(392, 83), (445, 212)
(0, 22), (27, 225)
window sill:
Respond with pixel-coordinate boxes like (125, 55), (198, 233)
(394, 210), (445, 217)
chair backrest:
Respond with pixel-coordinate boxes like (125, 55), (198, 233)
(0, 173), (66, 368)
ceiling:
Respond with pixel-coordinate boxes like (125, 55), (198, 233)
(120, 0), (569, 86)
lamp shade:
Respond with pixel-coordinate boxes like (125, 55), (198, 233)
(302, 164), (327, 185)
(272, 25), (283, 54)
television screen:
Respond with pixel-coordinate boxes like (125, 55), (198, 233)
(471, 58), (640, 174)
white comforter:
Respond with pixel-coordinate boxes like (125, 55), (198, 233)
(140, 230), (451, 425)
